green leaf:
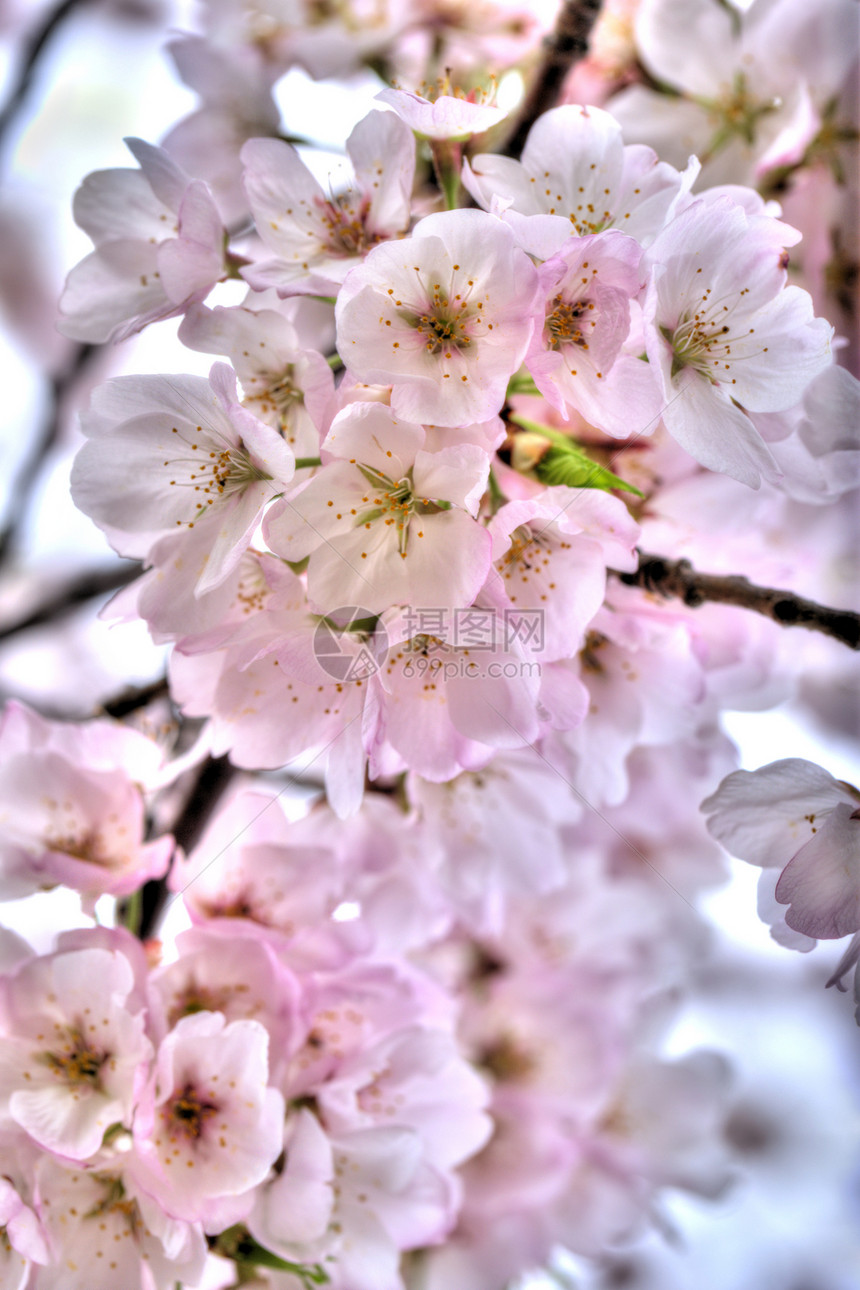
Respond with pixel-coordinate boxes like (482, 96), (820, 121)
(505, 370), (541, 398)
(506, 414), (643, 496)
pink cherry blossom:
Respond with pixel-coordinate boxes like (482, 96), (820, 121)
(366, 608), (544, 782)
(168, 563), (374, 816)
(545, 591), (707, 807)
(0, 1172), (49, 1290)
(407, 748), (583, 934)
(336, 208), (540, 426)
(526, 229), (663, 436)
(58, 138), (225, 343)
(483, 484), (640, 662)
(131, 1011), (284, 1226)
(0, 701), (173, 903)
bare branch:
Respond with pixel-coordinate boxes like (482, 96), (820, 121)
(615, 552), (860, 650)
(137, 755), (237, 941)
(0, 343), (98, 568)
(0, 0), (88, 158)
(100, 676), (170, 720)
(0, 562), (141, 643)
(501, 0), (603, 160)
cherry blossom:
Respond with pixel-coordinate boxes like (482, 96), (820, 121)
(264, 400), (492, 615)
(702, 759), (860, 941)
(71, 364), (295, 594)
(7, 5), (860, 1285)
(376, 83), (507, 140)
(131, 1012), (285, 1226)
(58, 138), (226, 343)
(483, 484), (640, 662)
(161, 35), (282, 223)
(179, 301), (335, 455)
(241, 109), (415, 296)
(335, 208), (540, 426)
(0, 1169), (49, 1290)
(526, 229), (663, 436)
(365, 607), (545, 782)
(31, 1156), (207, 1290)
(641, 195), (833, 485)
(0, 701), (173, 903)
(463, 103), (696, 256)
(0, 946), (152, 1160)
(606, 0), (859, 188)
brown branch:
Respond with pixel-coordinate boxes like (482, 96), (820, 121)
(0, 561), (141, 642)
(137, 754), (237, 941)
(0, 342), (98, 568)
(615, 552), (860, 650)
(100, 676), (170, 720)
(501, 0), (603, 160)
(0, 0), (88, 159)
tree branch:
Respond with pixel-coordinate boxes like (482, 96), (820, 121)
(0, 561), (141, 643)
(100, 676), (170, 719)
(615, 552), (860, 650)
(501, 0), (603, 160)
(0, 0), (87, 157)
(137, 754), (237, 941)
(0, 342), (98, 568)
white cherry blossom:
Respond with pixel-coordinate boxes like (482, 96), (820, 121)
(376, 84), (507, 140)
(71, 363), (295, 594)
(241, 109), (415, 296)
(336, 208), (539, 426)
(58, 138), (225, 344)
(464, 103), (696, 257)
(641, 195), (833, 486)
(702, 759), (860, 941)
(264, 400), (492, 615)
(179, 302), (335, 454)
(0, 948), (152, 1160)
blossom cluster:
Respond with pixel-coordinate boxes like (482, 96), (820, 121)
(1, 0), (859, 1285)
(57, 97), (841, 816)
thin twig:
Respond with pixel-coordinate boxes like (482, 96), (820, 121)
(0, 342), (97, 567)
(100, 676), (170, 719)
(137, 755), (236, 941)
(0, 0), (87, 155)
(615, 552), (860, 650)
(501, 0), (603, 160)
(0, 562), (141, 642)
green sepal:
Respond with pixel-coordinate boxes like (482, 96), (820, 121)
(211, 1226), (329, 1284)
(285, 556), (310, 574)
(507, 415), (643, 496)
